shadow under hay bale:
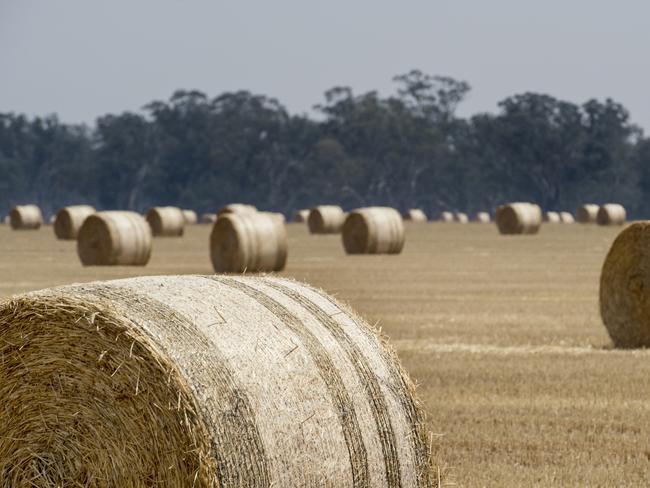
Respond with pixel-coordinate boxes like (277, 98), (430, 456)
(495, 202), (542, 235)
(597, 204), (626, 226)
(9, 204), (43, 230)
(146, 206), (185, 237)
(54, 205), (95, 240)
(0, 275), (436, 486)
(308, 205), (345, 234)
(342, 207), (405, 255)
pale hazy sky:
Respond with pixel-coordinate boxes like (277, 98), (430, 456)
(1, 1), (649, 130)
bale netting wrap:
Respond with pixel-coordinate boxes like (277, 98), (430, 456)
(9, 204), (43, 230)
(218, 203), (258, 216)
(308, 205), (345, 234)
(559, 211), (575, 223)
(0, 275), (435, 486)
(576, 204), (599, 223)
(182, 209), (198, 225)
(77, 211), (152, 266)
(597, 203), (626, 226)
(210, 211), (288, 273)
(201, 213), (217, 224)
(404, 209), (427, 222)
(453, 212), (468, 224)
(293, 209), (310, 222)
(439, 211), (453, 223)
(474, 212), (491, 223)
(543, 211), (560, 223)
(146, 206), (185, 237)
(495, 202), (542, 235)
(342, 207), (405, 255)
(598, 222), (650, 348)
(54, 205), (95, 240)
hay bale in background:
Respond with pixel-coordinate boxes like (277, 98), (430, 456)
(454, 212), (469, 224)
(404, 209), (428, 222)
(210, 212), (288, 272)
(54, 205), (95, 240)
(599, 222), (650, 348)
(77, 211), (152, 266)
(182, 209), (198, 225)
(2, 216), (8, 225)
(474, 212), (491, 223)
(201, 213), (217, 224)
(342, 207), (405, 255)
(217, 203), (257, 216)
(308, 205), (345, 234)
(0, 275), (434, 485)
(9, 205), (43, 230)
(559, 212), (575, 223)
(48, 215), (55, 225)
(495, 202), (542, 235)
(146, 206), (185, 237)
(293, 209), (310, 222)
(576, 204), (599, 223)
(440, 211), (454, 222)
(543, 211), (560, 223)
(597, 204), (626, 226)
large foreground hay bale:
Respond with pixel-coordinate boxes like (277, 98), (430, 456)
(211, 211), (288, 272)
(576, 204), (599, 223)
(182, 209), (198, 225)
(54, 205), (95, 240)
(474, 212), (491, 223)
(342, 207), (405, 255)
(218, 203), (257, 216)
(308, 205), (345, 234)
(9, 204), (43, 230)
(404, 209), (427, 222)
(453, 212), (468, 224)
(559, 211), (575, 223)
(146, 206), (185, 237)
(495, 202), (542, 235)
(439, 211), (453, 223)
(543, 211), (560, 223)
(293, 209), (310, 222)
(0, 275), (435, 485)
(201, 213), (217, 224)
(597, 203), (626, 226)
(77, 211), (152, 266)
(599, 222), (650, 347)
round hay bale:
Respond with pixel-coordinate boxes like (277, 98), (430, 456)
(2, 216), (8, 225)
(146, 206), (185, 237)
(404, 209), (427, 222)
(0, 275), (434, 485)
(293, 209), (310, 222)
(217, 203), (257, 216)
(182, 209), (198, 225)
(210, 211), (288, 273)
(598, 222), (650, 347)
(77, 211), (152, 266)
(495, 202), (542, 235)
(597, 203), (626, 226)
(342, 207), (405, 255)
(559, 211), (575, 224)
(543, 211), (560, 223)
(48, 215), (55, 225)
(201, 213), (217, 224)
(440, 211), (454, 223)
(54, 205), (96, 240)
(576, 204), (599, 223)
(453, 212), (468, 224)
(474, 212), (491, 223)
(9, 204), (43, 230)
(307, 205), (345, 234)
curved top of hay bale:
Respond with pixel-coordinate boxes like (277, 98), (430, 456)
(146, 206), (185, 237)
(439, 211), (454, 223)
(576, 204), (599, 223)
(54, 205), (95, 240)
(597, 203), (626, 226)
(474, 212), (491, 223)
(599, 222), (650, 348)
(453, 212), (468, 224)
(559, 211), (575, 224)
(9, 204), (43, 230)
(182, 209), (198, 225)
(217, 203), (257, 216)
(543, 211), (560, 223)
(308, 205), (345, 234)
(293, 209), (310, 222)
(342, 207), (405, 254)
(404, 209), (427, 222)
(0, 275), (435, 486)
(495, 202), (542, 235)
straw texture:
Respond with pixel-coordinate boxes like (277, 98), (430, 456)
(599, 222), (650, 348)
(342, 207), (405, 255)
(576, 204), (599, 223)
(9, 204), (43, 230)
(543, 211), (560, 223)
(559, 212), (575, 224)
(308, 205), (346, 234)
(0, 275), (435, 486)
(404, 209), (427, 222)
(146, 206), (185, 237)
(474, 212), (491, 223)
(294, 209), (310, 222)
(201, 213), (217, 224)
(77, 211), (152, 266)
(597, 204), (626, 226)
(54, 205), (95, 240)
(495, 202), (542, 235)
(453, 212), (468, 224)
(218, 203), (257, 216)
(210, 212), (288, 273)
(182, 209), (198, 225)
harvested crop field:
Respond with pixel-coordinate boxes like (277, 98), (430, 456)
(0, 222), (648, 486)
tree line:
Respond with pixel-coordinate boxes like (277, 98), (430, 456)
(1, 70), (648, 218)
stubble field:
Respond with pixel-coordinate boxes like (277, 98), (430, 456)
(0, 221), (648, 487)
